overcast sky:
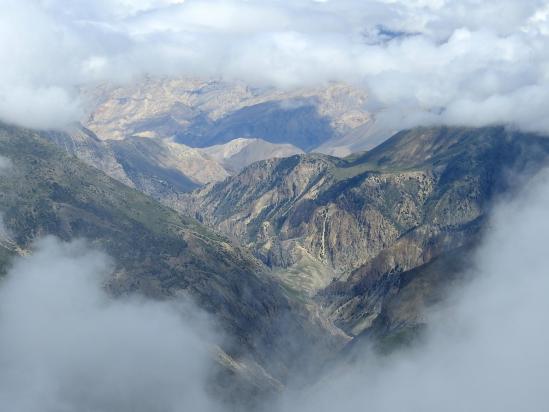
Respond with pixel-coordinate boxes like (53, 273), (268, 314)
(2, 0), (549, 131)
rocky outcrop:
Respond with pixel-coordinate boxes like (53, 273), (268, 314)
(183, 158), (447, 293)
(183, 126), (549, 337)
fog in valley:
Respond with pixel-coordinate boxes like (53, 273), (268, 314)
(0, 237), (223, 412)
(1, 168), (549, 411)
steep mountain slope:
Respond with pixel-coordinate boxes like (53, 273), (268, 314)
(44, 126), (229, 206)
(183, 126), (549, 337)
(0, 123), (342, 386)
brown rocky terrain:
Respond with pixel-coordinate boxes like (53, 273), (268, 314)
(182, 126), (549, 339)
(83, 78), (370, 147)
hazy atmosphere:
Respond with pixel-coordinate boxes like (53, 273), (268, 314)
(3, 0), (549, 132)
(0, 1), (548, 411)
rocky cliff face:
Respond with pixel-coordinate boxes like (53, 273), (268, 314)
(183, 126), (549, 337)
(182, 155), (451, 295)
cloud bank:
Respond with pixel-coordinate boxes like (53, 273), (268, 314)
(273, 168), (549, 412)
(0, 237), (222, 412)
(2, 0), (549, 133)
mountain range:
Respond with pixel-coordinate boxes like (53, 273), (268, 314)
(181, 126), (549, 340)
(0, 123), (344, 403)
(83, 78), (372, 154)
(3, 78), (549, 407)
(38, 79), (384, 215)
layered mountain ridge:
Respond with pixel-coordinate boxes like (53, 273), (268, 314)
(84, 78), (371, 152)
(0, 123), (343, 396)
(183, 126), (549, 338)
(4, 115), (549, 404)
(39, 78), (378, 215)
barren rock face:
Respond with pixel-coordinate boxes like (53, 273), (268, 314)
(82, 77), (372, 150)
(183, 126), (549, 337)
(48, 78), (373, 205)
(183, 158), (440, 288)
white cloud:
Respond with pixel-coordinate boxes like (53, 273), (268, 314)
(0, 86), (82, 130)
(1, 0), (549, 134)
(0, 237), (222, 411)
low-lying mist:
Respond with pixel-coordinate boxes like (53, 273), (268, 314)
(1, 169), (549, 412)
(0, 237), (223, 412)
